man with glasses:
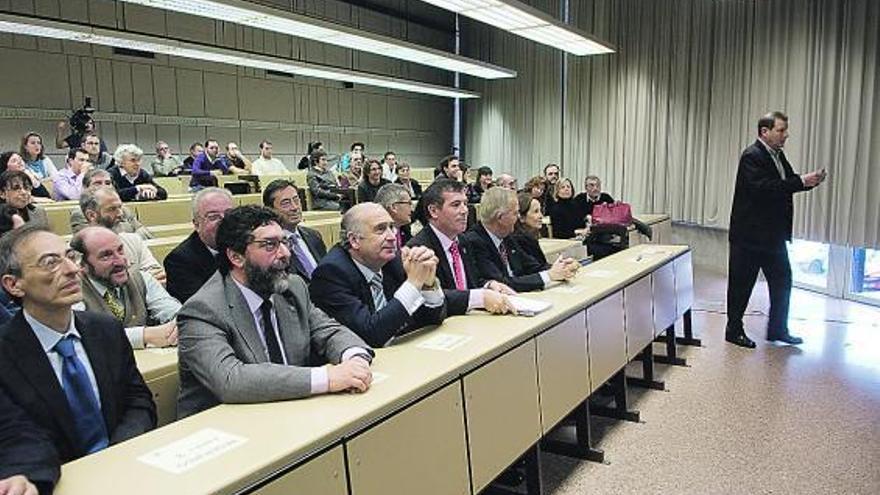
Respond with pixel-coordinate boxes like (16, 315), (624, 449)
(176, 205), (373, 418)
(262, 179), (326, 282)
(0, 226), (156, 462)
(310, 203), (447, 347)
(164, 188), (234, 303)
(70, 168), (153, 238)
(147, 141), (184, 177)
(71, 226), (180, 349)
(79, 132), (114, 170)
(374, 183), (414, 249)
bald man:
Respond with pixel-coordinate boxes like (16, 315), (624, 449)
(310, 203), (447, 347)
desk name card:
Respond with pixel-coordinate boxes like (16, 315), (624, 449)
(138, 428), (248, 474)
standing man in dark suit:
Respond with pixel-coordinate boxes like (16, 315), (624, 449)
(0, 386), (60, 495)
(374, 183), (414, 250)
(408, 179), (515, 316)
(176, 206), (372, 418)
(0, 226), (156, 463)
(262, 179), (326, 282)
(107, 144), (168, 202)
(165, 187), (234, 303)
(462, 187), (579, 293)
(310, 203), (447, 347)
(726, 111), (827, 348)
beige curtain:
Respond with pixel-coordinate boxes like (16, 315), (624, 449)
(464, 0), (880, 248)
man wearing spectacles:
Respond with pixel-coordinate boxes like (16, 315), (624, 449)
(310, 203), (448, 348)
(69, 168), (154, 239)
(374, 183), (414, 250)
(71, 227), (181, 349)
(0, 226), (156, 462)
(164, 187), (234, 303)
(147, 141), (183, 177)
(176, 205), (373, 418)
(262, 179), (326, 282)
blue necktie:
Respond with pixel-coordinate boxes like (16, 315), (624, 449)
(289, 233), (316, 278)
(54, 336), (109, 454)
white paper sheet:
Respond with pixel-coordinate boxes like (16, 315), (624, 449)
(584, 269), (616, 278)
(507, 295), (552, 317)
(138, 428), (248, 474)
(416, 333), (473, 352)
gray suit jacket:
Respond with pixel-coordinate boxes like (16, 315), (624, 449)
(176, 271), (370, 418)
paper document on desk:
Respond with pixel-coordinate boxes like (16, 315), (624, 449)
(138, 428), (247, 474)
(508, 296), (552, 317)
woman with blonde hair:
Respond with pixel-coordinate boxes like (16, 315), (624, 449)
(546, 177), (587, 239)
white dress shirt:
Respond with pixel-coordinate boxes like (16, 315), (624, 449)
(351, 258), (445, 315)
(429, 224), (486, 310)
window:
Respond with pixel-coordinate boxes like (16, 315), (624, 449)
(788, 239), (830, 289)
(850, 248), (880, 303)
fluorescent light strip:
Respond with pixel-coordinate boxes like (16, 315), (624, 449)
(0, 14), (479, 99)
(419, 0), (615, 55)
(115, 0), (515, 79)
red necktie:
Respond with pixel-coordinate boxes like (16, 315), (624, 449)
(498, 241), (513, 276)
(449, 240), (467, 290)
(395, 229), (403, 250)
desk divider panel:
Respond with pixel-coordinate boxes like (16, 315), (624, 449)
(464, 340), (542, 493)
(251, 445), (347, 495)
(145, 372), (179, 428)
(624, 276), (655, 359)
(346, 383), (470, 495)
(133, 200), (191, 226)
(652, 262), (677, 336)
(586, 291), (627, 393)
(674, 252), (695, 317)
(46, 207), (72, 235)
(536, 310), (591, 434)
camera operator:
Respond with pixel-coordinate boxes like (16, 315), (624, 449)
(55, 97), (108, 153)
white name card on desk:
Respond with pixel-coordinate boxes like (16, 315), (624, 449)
(584, 269), (617, 278)
(145, 347), (177, 355)
(552, 285), (586, 295)
(417, 333), (473, 352)
(371, 371), (390, 385)
(507, 296), (552, 316)
(138, 428), (247, 474)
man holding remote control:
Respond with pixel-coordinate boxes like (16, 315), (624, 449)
(725, 111), (827, 348)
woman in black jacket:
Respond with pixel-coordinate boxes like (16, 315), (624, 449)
(510, 191), (548, 266)
(546, 178), (587, 239)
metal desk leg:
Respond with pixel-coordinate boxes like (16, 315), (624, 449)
(541, 401), (605, 463)
(676, 309), (702, 346)
(655, 323), (687, 367)
(627, 345), (665, 390)
(590, 371), (640, 423)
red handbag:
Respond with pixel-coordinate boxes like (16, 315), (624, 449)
(592, 202), (633, 226)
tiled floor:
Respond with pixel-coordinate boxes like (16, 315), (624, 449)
(542, 269), (880, 495)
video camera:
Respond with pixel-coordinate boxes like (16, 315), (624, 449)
(69, 96), (96, 134)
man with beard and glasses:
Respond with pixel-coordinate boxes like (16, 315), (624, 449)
(176, 205), (373, 419)
(71, 227), (180, 350)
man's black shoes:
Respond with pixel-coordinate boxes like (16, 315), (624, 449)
(725, 331), (756, 349)
(767, 332), (803, 345)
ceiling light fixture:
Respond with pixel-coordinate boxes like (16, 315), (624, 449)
(115, 0), (516, 79)
(0, 14), (480, 99)
(417, 0), (615, 56)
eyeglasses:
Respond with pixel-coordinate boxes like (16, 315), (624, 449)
(248, 237), (287, 253)
(278, 197), (301, 208)
(4, 183), (32, 192)
(31, 250), (82, 272)
(200, 212), (225, 223)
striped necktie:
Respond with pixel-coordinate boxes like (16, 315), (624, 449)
(370, 273), (387, 311)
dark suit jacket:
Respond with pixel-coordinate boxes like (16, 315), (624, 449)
(0, 385), (59, 493)
(461, 223), (547, 293)
(395, 178), (422, 200)
(309, 245), (447, 347)
(407, 225), (480, 316)
(729, 140), (809, 248)
(164, 231), (218, 303)
(177, 272), (370, 418)
(0, 311), (156, 463)
(510, 229), (549, 267)
(288, 226), (328, 281)
(108, 166), (169, 202)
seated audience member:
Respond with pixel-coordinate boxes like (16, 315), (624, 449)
(462, 187), (579, 292)
(147, 141), (183, 177)
(409, 179), (515, 317)
(394, 162), (422, 200)
(182, 142), (204, 173)
(108, 144), (168, 202)
(470, 166), (494, 203)
(0, 226), (156, 462)
(70, 168), (153, 238)
(0, 386), (60, 495)
(0, 204), (25, 324)
(71, 227), (180, 349)
(547, 177), (587, 239)
(512, 192), (548, 266)
(435, 155), (461, 181)
(307, 150), (342, 211)
(0, 171), (48, 228)
(251, 140), (288, 175)
(339, 142), (365, 173)
(338, 155), (363, 189)
(81, 132), (114, 170)
(310, 203), (447, 347)
(164, 188), (234, 303)
(225, 142), (252, 173)
(523, 176), (548, 212)
(543, 163), (560, 202)
(375, 183), (414, 249)
(357, 158), (390, 203)
(297, 141), (323, 171)
(77, 188), (166, 283)
(495, 173), (518, 191)
(55, 116), (106, 153)
(381, 151), (399, 182)
(21, 132), (58, 180)
(176, 205), (373, 418)
(191, 139), (246, 188)
(52, 148), (92, 201)
(263, 179), (326, 281)
(0, 151), (52, 201)
(575, 175), (615, 219)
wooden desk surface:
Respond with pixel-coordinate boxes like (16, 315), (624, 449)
(57, 244), (690, 495)
(133, 348), (178, 382)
